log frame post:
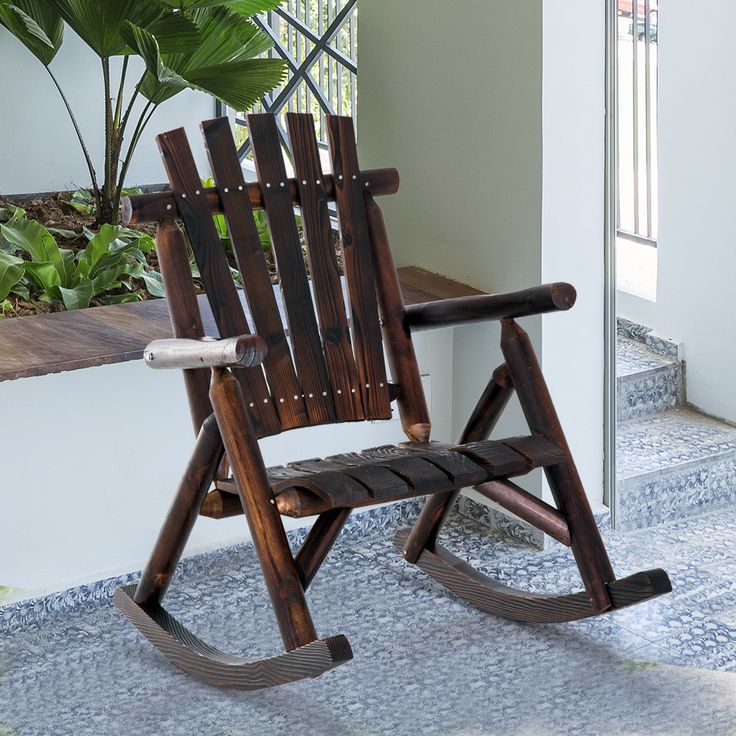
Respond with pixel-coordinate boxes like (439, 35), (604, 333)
(499, 318), (615, 613)
(209, 368), (318, 651)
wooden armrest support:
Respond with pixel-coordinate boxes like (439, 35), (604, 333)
(144, 335), (267, 370)
(404, 283), (576, 331)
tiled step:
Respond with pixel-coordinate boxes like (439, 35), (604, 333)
(617, 336), (683, 421)
(616, 408), (736, 530)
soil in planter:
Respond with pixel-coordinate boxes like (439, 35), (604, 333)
(0, 191), (343, 319)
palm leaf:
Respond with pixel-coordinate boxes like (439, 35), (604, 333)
(0, 1), (64, 65)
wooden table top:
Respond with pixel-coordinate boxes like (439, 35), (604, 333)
(0, 267), (484, 383)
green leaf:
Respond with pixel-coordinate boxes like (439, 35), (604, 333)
(23, 261), (62, 297)
(97, 292), (143, 304)
(0, 219), (63, 272)
(67, 189), (94, 215)
(59, 279), (94, 310)
(0, 1), (64, 65)
(161, 0), (282, 12)
(0, 251), (25, 301)
(47, 227), (79, 240)
(139, 270), (165, 297)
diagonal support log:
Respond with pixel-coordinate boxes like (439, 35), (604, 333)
(499, 319), (615, 613)
(401, 363), (514, 564)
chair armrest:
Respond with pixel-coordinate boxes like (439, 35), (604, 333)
(404, 282), (576, 331)
(143, 335), (267, 370)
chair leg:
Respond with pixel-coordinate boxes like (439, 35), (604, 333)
(115, 370), (352, 690)
(134, 414), (224, 607)
(401, 363), (514, 563)
(209, 369), (319, 651)
(499, 318), (614, 613)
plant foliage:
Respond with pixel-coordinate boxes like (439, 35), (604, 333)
(0, 208), (162, 312)
(0, 0), (286, 224)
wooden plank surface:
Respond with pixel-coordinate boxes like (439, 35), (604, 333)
(0, 268), (483, 383)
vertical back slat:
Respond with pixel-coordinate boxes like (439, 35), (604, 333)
(201, 117), (308, 431)
(286, 112), (364, 421)
(326, 115), (392, 419)
(157, 127), (281, 437)
(248, 113), (336, 425)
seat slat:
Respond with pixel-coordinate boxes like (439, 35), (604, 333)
(502, 436), (566, 468)
(421, 451), (489, 488)
(248, 113), (335, 425)
(286, 112), (364, 422)
(341, 465), (409, 501)
(156, 127), (280, 437)
(274, 471), (370, 508)
(455, 441), (530, 478)
(372, 456), (451, 494)
(201, 117), (308, 430)
(326, 115), (391, 420)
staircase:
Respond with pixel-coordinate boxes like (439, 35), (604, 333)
(616, 320), (736, 530)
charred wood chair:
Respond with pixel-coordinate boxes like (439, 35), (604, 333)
(114, 113), (671, 690)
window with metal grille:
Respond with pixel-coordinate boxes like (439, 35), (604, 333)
(216, 0), (358, 162)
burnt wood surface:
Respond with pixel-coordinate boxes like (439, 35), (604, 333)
(108, 113), (672, 688)
(122, 168), (399, 225)
(392, 530), (672, 624)
(213, 437), (567, 518)
(287, 112), (364, 422)
(202, 116), (308, 430)
(327, 115), (391, 419)
(157, 127), (279, 436)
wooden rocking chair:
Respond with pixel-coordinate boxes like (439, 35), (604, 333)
(114, 113), (671, 690)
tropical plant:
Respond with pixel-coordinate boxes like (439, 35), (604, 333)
(0, 208), (163, 311)
(0, 0), (286, 225)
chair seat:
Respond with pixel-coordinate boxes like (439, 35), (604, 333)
(213, 437), (565, 518)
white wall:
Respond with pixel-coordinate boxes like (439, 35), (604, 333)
(0, 28), (213, 194)
(618, 0), (736, 422)
(358, 0), (606, 508)
(0, 329), (453, 601)
(541, 1), (606, 506)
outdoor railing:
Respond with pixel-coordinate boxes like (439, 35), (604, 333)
(616, 0), (658, 247)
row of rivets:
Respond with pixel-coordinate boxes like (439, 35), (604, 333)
(248, 382), (385, 409)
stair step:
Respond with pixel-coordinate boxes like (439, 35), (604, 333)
(616, 408), (736, 530)
(616, 336), (683, 421)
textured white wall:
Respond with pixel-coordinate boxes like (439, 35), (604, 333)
(618, 0), (736, 422)
(0, 28), (213, 194)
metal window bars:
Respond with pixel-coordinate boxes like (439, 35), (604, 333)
(616, 0), (659, 247)
(216, 0), (358, 163)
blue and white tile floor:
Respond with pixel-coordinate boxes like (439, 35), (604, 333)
(4, 500), (736, 735)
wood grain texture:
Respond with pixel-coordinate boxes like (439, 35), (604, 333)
(151, 219), (212, 433)
(115, 584), (352, 690)
(286, 112), (364, 421)
(405, 283), (577, 331)
(500, 318), (615, 613)
(248, 113), (335, 425)
(201, 117), (307, 430)
(122, 167), (400, 225)
(214, 437), (567, 519)
(210, 369), (316, 651)
(327, 115), (391, 419)
(366, 195), (430, 442)
(157, 127), (280, 436)
(392, 530), (672, 624)
(0, 267), (478, 384)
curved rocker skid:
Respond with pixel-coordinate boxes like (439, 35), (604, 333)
(393, 530), (672, 624)
(114, 585), (352, 690)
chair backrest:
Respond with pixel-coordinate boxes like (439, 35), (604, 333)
(154, 113), (430, 440)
